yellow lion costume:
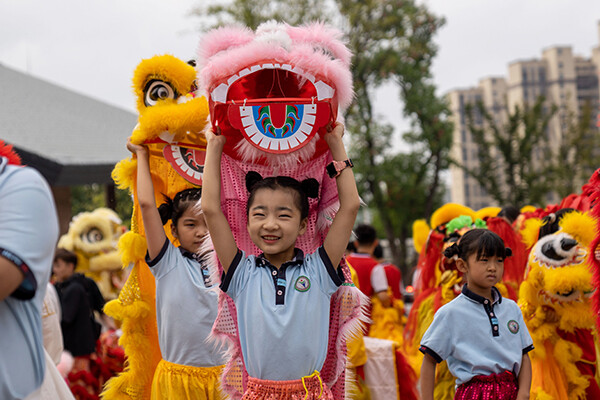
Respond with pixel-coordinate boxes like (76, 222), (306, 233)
(58, 207), (127, 300)
(101, 55), (209, 400)
(519, 209), (600, 399)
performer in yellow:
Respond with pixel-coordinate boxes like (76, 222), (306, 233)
(102, 55), (220, 399)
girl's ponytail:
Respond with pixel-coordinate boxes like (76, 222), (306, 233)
(158, 196), (174, 226)
(443, 242), (461, 260)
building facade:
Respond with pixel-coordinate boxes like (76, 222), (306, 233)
(448, 22), (600, 209)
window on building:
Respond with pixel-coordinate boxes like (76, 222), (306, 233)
(522, 68), (528, 82)
(465, 184), (470, 198)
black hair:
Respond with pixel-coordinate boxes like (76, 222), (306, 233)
(498, 205), (520, 224)
(538, 208), (575, 239)
(373, 243), (383, 259)
(443, 229), (512, 261)
(245, 171), (319, 220)
(354, 224), (377, 245)
(158, 188), (202, 226)
(54, 248), (78, 268)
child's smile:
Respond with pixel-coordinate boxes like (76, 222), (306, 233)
(247, 188), (307, 267)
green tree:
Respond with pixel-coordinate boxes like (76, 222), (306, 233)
(339, 0), (451, 276)
(457, 96), (558, 207)
(71, 184), (133, 228)
(553, 101), (600, 198)
(191, 0), (452, 278)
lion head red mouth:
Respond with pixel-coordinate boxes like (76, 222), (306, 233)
(197, 22), (353, 166)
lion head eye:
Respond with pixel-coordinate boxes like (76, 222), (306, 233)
(144, 80), (177, 106)
(81, 228), (104, 244)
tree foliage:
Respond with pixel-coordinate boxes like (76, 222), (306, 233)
(71, 184), (132, 228)
(458, 96), (557, 207)
(191, 0), (452, 278)
(458, 95), (599, 207)
(553, 101), (600, 198)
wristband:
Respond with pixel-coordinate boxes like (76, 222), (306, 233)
(326, 159), (354, 178)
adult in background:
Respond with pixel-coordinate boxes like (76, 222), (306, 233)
(0, 141), (59, 399)
(346, 224), (390, 305)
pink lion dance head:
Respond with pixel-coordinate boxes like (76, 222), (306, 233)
(197, 21), (368, 399)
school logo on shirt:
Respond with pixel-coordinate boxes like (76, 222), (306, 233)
(294, 276), (311, 292)
(507, 320), (519, 334)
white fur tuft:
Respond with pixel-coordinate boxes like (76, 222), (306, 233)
(255, 20), (292, 50)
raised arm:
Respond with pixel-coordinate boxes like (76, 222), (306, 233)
(127, 139), (166, 259)
(200, 129), (238, 272)
(322, 122), (361, 268)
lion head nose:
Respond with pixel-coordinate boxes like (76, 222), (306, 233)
(561, 238), (577, 251)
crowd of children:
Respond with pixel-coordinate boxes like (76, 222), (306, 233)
(4, 19), (600, 400)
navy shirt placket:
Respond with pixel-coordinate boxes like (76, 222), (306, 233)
(483, 300), (500, 337)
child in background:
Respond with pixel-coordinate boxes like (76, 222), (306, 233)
(201, 122), (360, 399)
(419, 229), (533, 400)
(127, 139), (226, 400)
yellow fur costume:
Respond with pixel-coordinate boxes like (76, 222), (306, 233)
(101, 55), (211, 399)
(58, 208), (126, 300)
(519, 210), (599, 399)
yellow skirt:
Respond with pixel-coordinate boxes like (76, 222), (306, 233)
(151, 359), (225, 400)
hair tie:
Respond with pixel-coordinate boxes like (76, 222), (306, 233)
(158, 195), (174, 226)
(300, 178), (320, 199)
(245, 171), (263, 192)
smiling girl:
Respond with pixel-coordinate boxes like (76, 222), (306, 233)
(201, 122), (360, 399)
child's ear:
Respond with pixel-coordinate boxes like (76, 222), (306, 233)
(170, 221), (178, 239)
(455, 258), (468, 274)
(298, 218), (308, 235)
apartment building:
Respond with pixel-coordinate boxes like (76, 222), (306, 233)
(447, 22), (600, 209)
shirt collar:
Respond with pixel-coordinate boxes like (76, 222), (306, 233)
(179, 247), (202, 263)
(256, 248), (305, 269)
(462, 284), (502, 305)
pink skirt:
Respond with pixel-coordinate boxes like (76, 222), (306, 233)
(454, 371), (518, 400)
(242, 372), (333, 400)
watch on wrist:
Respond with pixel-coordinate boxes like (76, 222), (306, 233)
(326, 158), (354, 178)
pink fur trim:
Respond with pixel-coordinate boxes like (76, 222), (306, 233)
(233, 133), (321, 170)
(287, 22), (352, 66)
(197, 22), (354, 109)
(196, 25), (254, 63)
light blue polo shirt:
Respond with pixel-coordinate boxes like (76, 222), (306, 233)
(146, 239), (227, 367)
(221, 247), (344, 380)
(420, 285), (534, 387)
(0, 157), (59, 399)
